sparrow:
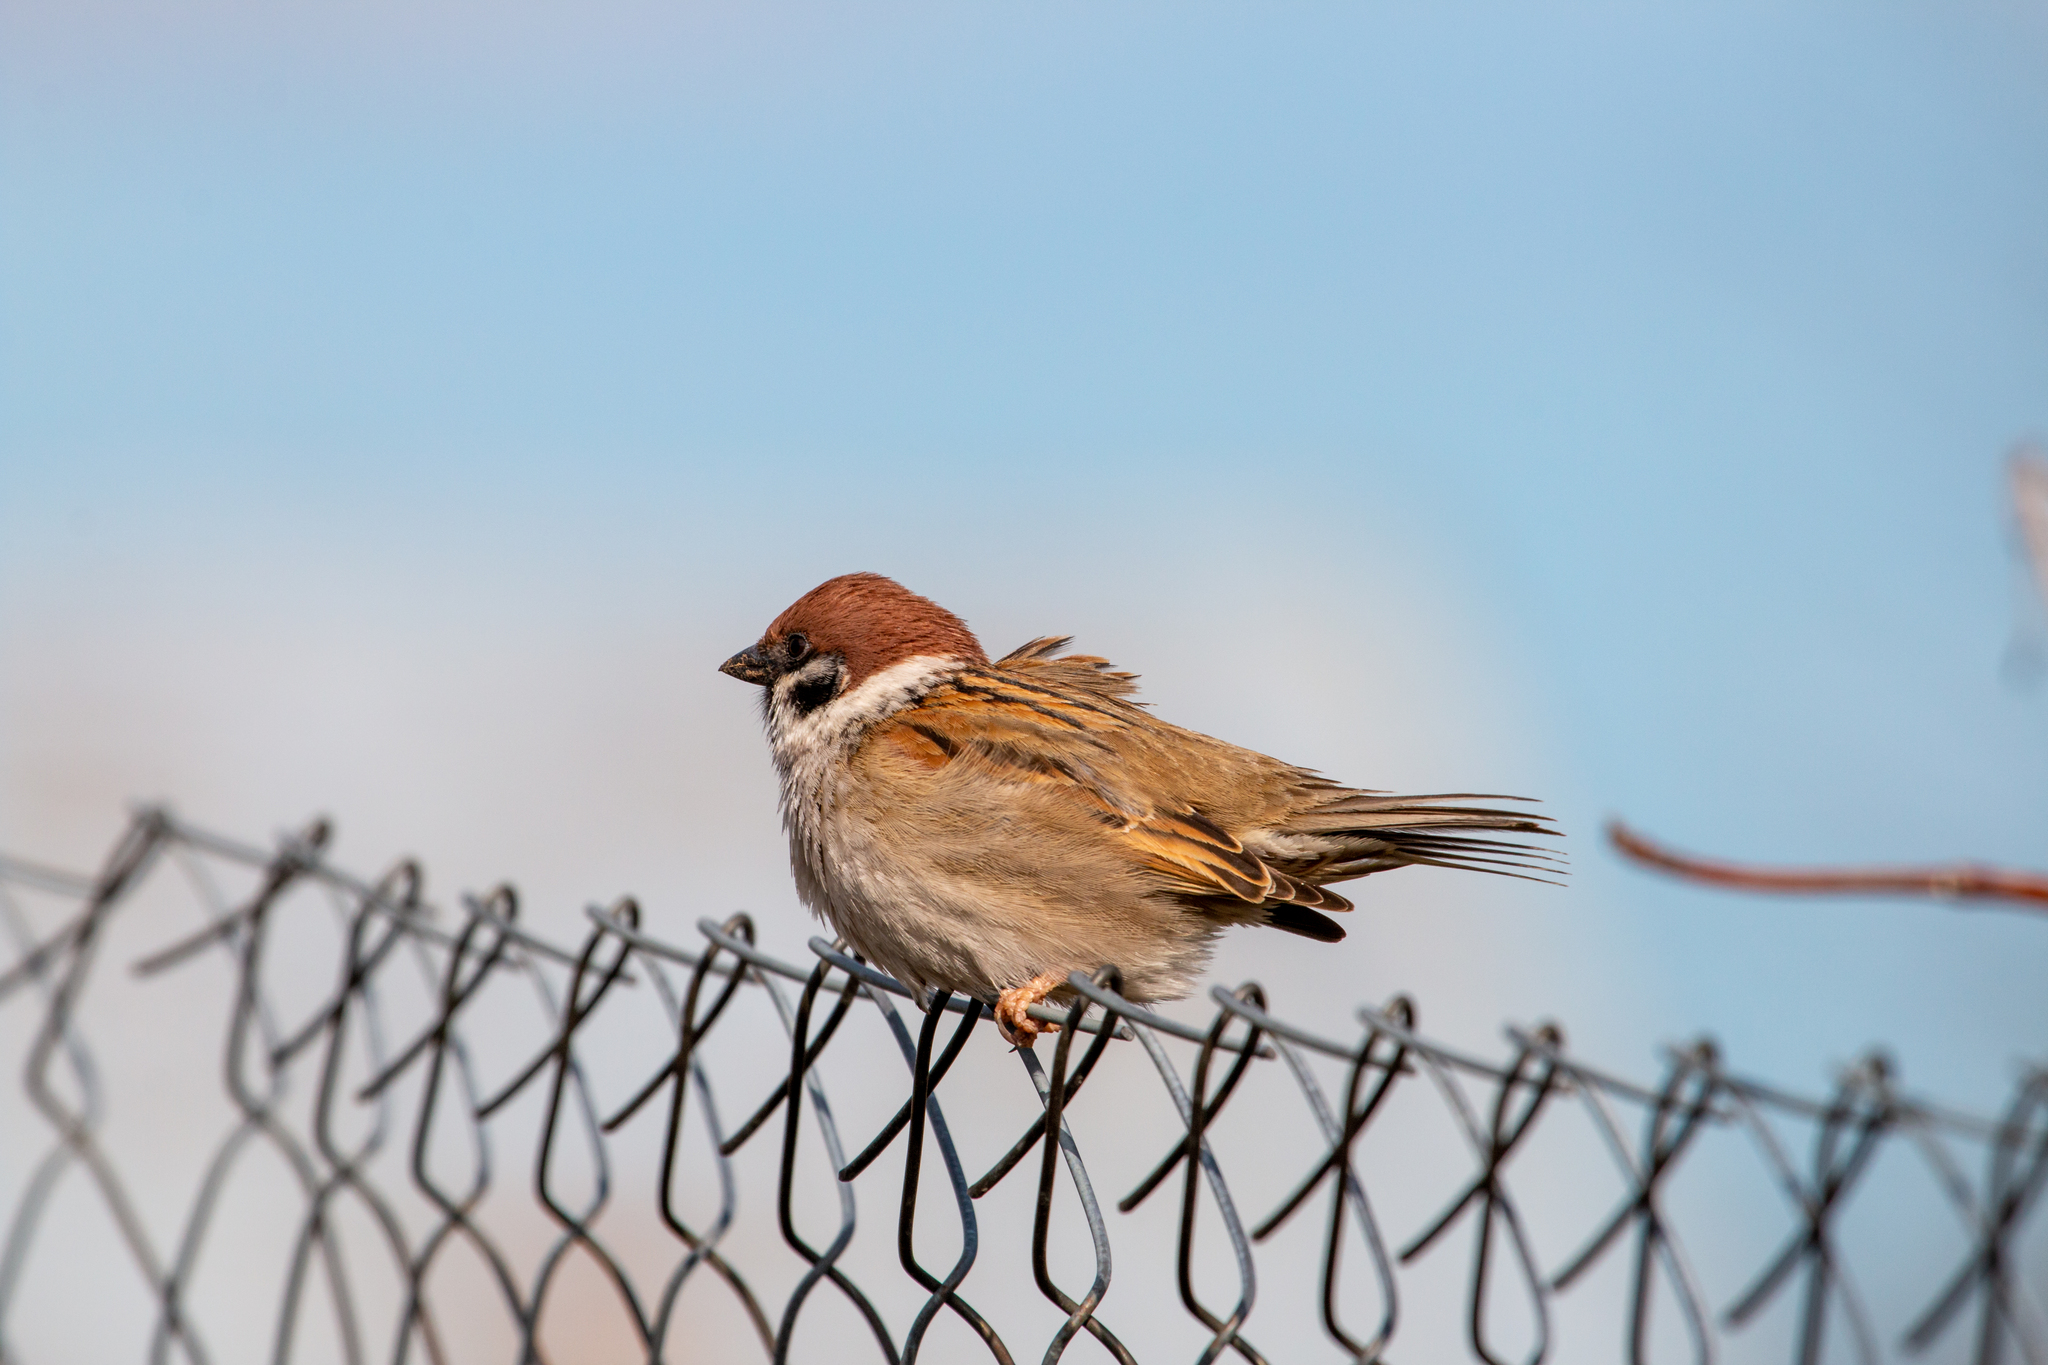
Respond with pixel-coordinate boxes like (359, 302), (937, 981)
(720, 573), (1558, 1046)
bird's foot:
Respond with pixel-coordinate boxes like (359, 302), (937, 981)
(994, 973), (1065, 1048)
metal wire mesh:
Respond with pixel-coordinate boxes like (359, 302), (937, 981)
(1, 807), (2043, 1364)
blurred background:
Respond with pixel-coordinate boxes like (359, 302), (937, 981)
(3, 0), (2046, 1358)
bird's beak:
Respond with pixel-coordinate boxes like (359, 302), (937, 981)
(719, 644), (772, 685)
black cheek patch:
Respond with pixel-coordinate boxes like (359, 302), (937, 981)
(789, 666), (842, 716)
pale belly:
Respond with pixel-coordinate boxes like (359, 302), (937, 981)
(785, 809), (1214, 1006)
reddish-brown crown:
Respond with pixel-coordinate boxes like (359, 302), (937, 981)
(763, 573), (988, 688)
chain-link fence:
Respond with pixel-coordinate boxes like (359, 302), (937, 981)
(1, 808), (2043, 1364)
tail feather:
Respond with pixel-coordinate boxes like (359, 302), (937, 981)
(1266, 902), (1347, 942)
(1369, 832), (1567, 861)
(1284, 793), (1565, 887)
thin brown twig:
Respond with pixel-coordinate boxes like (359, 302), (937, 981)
(1607, 821), (2048, 913)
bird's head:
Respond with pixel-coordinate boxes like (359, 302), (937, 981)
(719, 572), (988, 720)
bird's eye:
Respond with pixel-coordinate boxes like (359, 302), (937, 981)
(784, 633), (811, 663)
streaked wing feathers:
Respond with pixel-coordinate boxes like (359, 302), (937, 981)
(1118, 805), (1352, 909)
(995, 642), (1144, 703)
(875, 646), (1560, 917)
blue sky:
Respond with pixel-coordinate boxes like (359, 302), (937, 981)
(4, 0), (2047, 1120)
(6, 2), (2048, 1358)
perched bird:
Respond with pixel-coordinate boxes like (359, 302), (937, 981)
(720, 573), (1558, 1045)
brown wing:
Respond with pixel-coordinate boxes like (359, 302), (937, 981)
(1118, 803), (1354, 911)
(871, 658), (1355, 921)
(981, 651), (1560, 886)
(1002, 647), (1562, 885)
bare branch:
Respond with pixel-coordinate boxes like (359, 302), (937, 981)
(1609, 820), (2048, 913)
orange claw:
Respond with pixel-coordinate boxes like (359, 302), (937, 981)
(994, 972), (1066, 1048)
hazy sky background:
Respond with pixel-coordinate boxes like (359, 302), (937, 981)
(3, 0), (2047, 1355)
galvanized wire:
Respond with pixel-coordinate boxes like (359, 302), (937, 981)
(1, 808), (2043, 1364)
